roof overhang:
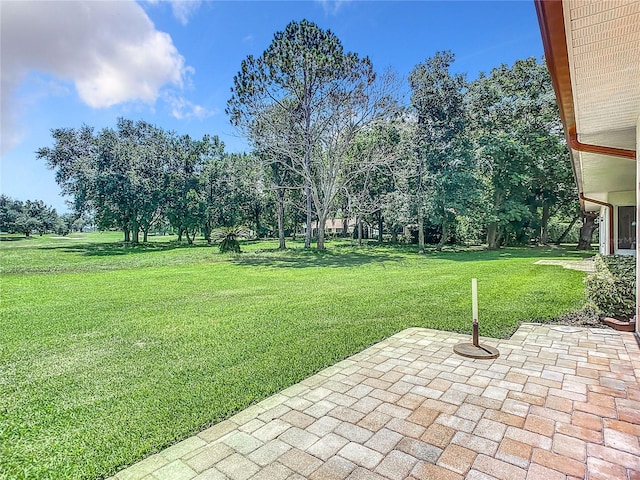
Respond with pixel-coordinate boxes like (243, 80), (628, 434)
(535, 0), (638, 211)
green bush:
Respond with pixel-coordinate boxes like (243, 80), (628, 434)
(585, 254), (636, 320)
(213, 226), (249, 253)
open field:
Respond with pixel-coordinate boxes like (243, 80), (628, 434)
(1, 233), (592, 479)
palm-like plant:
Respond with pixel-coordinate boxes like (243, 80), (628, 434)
(213, 226), (250, 253)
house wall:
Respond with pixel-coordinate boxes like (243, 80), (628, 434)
(636, 116), (639, 334)
(596, 191), (636, 256)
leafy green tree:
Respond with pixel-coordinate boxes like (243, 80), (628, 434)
(409, 51), (477, 252)
(228, 19), (397, 249)
(467, 58), (574, 249)
(164, 134), (224, 243)
(344, 123), (401, 244)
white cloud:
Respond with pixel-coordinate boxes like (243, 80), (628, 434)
(0, 0), (190, 153)
(169, 0), (202, 26)
(316, 0), (349, 16)
(145, 0), (202, 25)
(165, 93), (217, 120)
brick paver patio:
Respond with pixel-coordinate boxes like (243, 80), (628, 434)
(111, 324), (640, 480)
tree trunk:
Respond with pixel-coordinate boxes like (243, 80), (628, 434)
(342, 217), (349, 238)
(436, 219), (449, 251)
(304, 84), (312, 250)
(539, 203), (551, 245)
(277, 187), (286, 250)
(555, 215), (579, 245)
(391, 228), (398, 243)
(486, 222), (499, 250)
(132, 223), (140, 244)
(577, 212), (597, 250)
(124, 229), (130, 242)
(316, 217), (326, 250)
(254, 206), (261, 239)
(185, 229), (193, 245)
(377, 211), (383, 243)
(177, 228), (183, 243)
(418, 212), (425, 254)
(305, 187), (312, 249)
(357, 216), (363, 246)
(143, 228), (149, 243)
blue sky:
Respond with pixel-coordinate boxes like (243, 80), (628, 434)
(1, 0), (543, 212)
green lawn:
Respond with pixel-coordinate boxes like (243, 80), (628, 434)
(0, 233), (592, 479)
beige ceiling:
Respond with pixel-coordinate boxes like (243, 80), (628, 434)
(565, 0), (640, 145)
(562, 0), (639, 206)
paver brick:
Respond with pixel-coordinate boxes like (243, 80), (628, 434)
(474, 418), (507, 442)
(307, 433), (350, 461)
(495, 438), (531, 469)
(551, 433), (585, 462)
(407, 406), (440, 427)
(437, 444), (476, 474)
(451, 432), (499, 456)
(523, 415), (554, 437)
(585, 457), (627, 480)
(505, 427), (552, 449)
(374, 450), (418, 479)
(247, 462), (291, 480)
(309, 456), (356, 480)
(248, 439), (291, 466)
(356, 411), (391, 432)
(328, 406), (366, 423)
(184, 443), (234, 473)
(587, 443), (640, 471)
(151, 460), (197, 480)
(410, 461), (463, 480)
(191, 468), (227, 480)
(334, 422), (373, 443)
(279, 426), (320, 450)
(278, 448), (323, 477)
(524, 463), (565, 480)
(306, 416), (342, 436)
(482, 409), (526, 428)
(420, 423), (456, 448)
(280, 410), (316, 429)
(364, 428), (403, 454)
(472, 454), (527, 480)
(216, 453), (259, 480)
(222, 431), (264, 454)
(531, 448), (585, 477)
(252, 419), (290, 442)
(396, 437), (442, 462)
(344, 467), (387, 480)
(338, 442), (384, 469)
(385, 418), (426, 438)
(555, 422), (603, 443)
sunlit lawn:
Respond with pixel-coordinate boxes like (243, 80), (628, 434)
(0, 232), (592, 479)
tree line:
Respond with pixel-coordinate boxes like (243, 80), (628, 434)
(36, 20), (584, 250)
(0, 195), (92, 236)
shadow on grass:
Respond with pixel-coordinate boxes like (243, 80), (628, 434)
(35, 240), (215, 257)
(229, 248), (404, 269)
(0, 235), (32, 242)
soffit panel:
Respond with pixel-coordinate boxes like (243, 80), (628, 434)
(580, 151), (636, 195)
(565, 0), (640, 144)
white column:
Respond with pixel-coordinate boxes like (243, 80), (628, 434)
(636, 116), (639, 334)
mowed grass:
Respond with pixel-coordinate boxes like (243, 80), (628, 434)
(1, 232), (592, 479)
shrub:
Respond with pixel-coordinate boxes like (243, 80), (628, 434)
(213, 226), (249, 253)
(585, 254), (636, 320)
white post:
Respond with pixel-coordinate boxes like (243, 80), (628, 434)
(472, 278), (478, 324)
